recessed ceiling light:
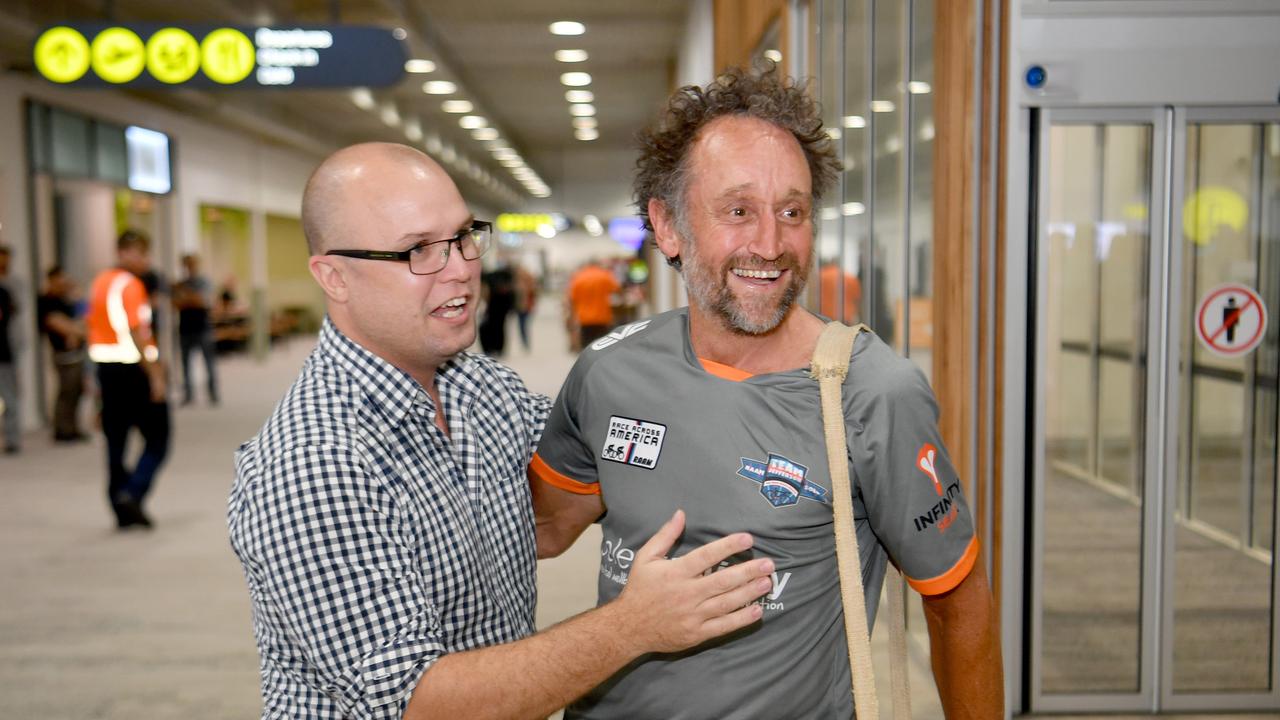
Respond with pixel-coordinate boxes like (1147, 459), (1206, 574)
(575, 128), (599, 141)
(549, 21), (585, 36)
(843, 115), (867, 128)
(350, 87), (375, 110)
(423, 81), (457, 95)
(404, 59), (436, 73)
(392, 27), (407, 40)
(842, 202), (866, 216)
(403, 117), (422, 142)
(569, 104), (596, 117)
(572, 117), (597, 130)
(458, 115), (487, 129)
(560, 72), (592, 87)
(471, 128), (499, 141)
(870, 100), (896, 113)
(441, 100), (473, 113)
(763, 49), (782, 63)
(908, 81), (932, 94)
(555, 49), (589, 63)
(380, 102), (400, 127)
(500, 158), (523, 168)
(565, 90), (594, 103)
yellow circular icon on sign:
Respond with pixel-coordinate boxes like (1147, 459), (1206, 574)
(34, 27), (91, 83)
(146, 28), (200, 84)
(91, 27), (146, 83)
(201, 28), (254, 85)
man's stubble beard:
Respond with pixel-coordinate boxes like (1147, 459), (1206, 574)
(680, 235), (811, 336)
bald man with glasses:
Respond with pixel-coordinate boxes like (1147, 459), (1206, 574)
(228, 142), (774, 720)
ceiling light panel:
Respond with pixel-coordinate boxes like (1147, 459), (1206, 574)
(549, 21), (585, 36)
(571, 117), (597, 130)
(565, 90), (594, 103)
(441, 100), (473, 113)
(569, 104), (596, 117)
(423, 81), (457, 95)
(555, 49), (588, 63)
(471, 128), (499, 141)
(404, 59), (436, 73)
(575, 128), (599, 141)
(560, 72), (592, 87)
(458, 115), (487, 129)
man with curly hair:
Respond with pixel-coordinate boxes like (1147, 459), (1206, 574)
(531, 66), (1003, 718)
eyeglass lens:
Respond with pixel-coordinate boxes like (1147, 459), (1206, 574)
(408, 225), (491, 275)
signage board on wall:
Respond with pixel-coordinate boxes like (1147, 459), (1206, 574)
(33, 24), (405, 88)
(125, 126), (172, 194)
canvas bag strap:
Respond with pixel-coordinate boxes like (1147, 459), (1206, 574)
(810, 321), (912, 720)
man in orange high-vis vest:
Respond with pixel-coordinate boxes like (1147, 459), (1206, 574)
(86, 229), (169, 529)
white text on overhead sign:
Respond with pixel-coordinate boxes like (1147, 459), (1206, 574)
(254, 28), (332, 86)
(254, 28), (333, 48)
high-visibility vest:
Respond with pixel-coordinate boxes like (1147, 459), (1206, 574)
(87, 268), (158, 364)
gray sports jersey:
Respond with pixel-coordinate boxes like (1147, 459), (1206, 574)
(534, 308), (977, 720)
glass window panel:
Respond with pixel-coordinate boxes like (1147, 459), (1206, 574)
(1040, 123), (1150, 694)
(870, 0), (905, 352)
(49, 108), (91, 177)
(28, 102), (49, 173)
(907, 0), (934, 378)
(94, 122), (128, 185)
(1174, 122), (1277, 694)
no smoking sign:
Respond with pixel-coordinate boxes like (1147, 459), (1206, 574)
(1195, 283), (1268, 357)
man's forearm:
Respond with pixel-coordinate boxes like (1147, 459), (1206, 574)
(922, 564), (1004, 718)
(404, 600), (638, 720)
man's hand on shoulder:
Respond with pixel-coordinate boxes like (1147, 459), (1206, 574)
(611, 509), (773, 654)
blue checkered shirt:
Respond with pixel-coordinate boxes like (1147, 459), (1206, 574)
(229, 319), (550, 719)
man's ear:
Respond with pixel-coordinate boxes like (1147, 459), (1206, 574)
(648, 198), (682, 263)
(309, 255), (350, 303)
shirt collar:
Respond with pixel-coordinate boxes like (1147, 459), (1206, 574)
(316, 317), (482, 423)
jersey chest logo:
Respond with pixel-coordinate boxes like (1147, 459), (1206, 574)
(737, 452), (829, 507)
(600, 416), (666, 470)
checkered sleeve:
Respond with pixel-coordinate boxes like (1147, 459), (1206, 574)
(485, 358), (552, 459)
(239, 444), (445, 719)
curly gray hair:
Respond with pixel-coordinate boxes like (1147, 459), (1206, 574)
(633, 64), (840, 269)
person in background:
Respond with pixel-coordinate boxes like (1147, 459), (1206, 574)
(513, 263), (538, 352)
(567, 258), (620, 348)
(37, 266), (87, 442)
(172, 253), (218, 406)
(86, 230), (169, 529)
(0, 245), (19, 454)
(478, 260), (515, 356)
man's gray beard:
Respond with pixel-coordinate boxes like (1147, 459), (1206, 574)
(682, 243), (808, 336)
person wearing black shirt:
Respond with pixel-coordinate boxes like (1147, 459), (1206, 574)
(37, 266), (87, 441)
(0, 245), (19, 454)
(173, 254), (218, 405)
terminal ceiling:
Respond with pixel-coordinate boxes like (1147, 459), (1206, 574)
(0, 0), (689, 210)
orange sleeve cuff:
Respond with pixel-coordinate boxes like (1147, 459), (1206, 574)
(906, 536), (979, 596)
(530, 453), (600, 496)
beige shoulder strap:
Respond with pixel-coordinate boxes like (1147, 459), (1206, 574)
(810, 322), (911, 720)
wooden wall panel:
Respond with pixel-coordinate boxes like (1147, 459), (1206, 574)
(713, 0), (788, 73)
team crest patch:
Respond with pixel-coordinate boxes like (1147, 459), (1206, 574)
(600, 416), (666, 470)
(737, 453), (829, 507)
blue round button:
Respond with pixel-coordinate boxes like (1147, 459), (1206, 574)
(1025, 65), (1047, 89)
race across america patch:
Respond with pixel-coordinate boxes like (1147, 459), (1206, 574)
(600, 415), (666, 470)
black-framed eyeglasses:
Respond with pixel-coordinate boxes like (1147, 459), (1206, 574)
(325, 220), (493, 275)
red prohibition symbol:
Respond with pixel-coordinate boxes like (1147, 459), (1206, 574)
(1195, 283), (1268, 357)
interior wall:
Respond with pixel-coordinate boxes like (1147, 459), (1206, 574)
(265, 213), (324, 326)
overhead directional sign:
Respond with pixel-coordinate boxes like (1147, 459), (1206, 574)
(34, 24), (405, 88)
